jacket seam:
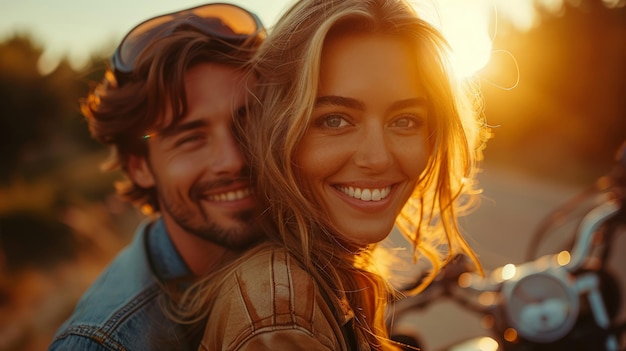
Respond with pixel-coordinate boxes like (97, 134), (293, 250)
(227, 323), (331, 351)
(54, 325), (127, 351)
(224, 249), (335, 350)
(54, 284), (161, 350)
(99, 284), (161, 333)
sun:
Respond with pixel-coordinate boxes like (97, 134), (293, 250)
(432, 0), (494, 78)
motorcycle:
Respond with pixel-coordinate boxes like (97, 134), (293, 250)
(390, 143), (626, 351)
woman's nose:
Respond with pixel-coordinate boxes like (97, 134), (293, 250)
(353, 124), (393, 172)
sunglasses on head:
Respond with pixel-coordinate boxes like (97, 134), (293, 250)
(110, 2), (264, 82)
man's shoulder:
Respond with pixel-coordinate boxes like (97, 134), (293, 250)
(60, 228), (157, 325)
(51, 222), (191, 351)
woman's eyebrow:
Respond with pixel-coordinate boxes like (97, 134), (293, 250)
(315, 96), (428, 112)
(315, 95), (365, 110)
(388, 97), (428, 111)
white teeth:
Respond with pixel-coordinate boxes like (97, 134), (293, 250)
(361, 189), (372, 201)
(372, 189), (381, 201)
(337, 186), (391, 202)
(207, 188), (251, 202)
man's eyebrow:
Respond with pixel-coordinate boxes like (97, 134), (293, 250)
(315, 95), (365, 110)
(159, 120), (206, 139)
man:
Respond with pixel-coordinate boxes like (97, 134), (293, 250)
(49, 4), (266, 350)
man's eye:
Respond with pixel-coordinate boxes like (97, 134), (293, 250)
(175, 134), (206, 147)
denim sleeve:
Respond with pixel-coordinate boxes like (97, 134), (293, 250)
(49, 329), (125, 351)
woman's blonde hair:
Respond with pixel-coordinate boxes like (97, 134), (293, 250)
(178, 0), (489, 349)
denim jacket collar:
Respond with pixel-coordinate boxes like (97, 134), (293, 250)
(146, 217), (191, 283)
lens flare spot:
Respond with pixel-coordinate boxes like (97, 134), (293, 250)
(504, 328), (519, 342)
(557, 250), (571, 266)
(501, 263), (516, 280)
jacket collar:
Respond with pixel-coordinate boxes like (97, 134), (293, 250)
(145, 217), (191, 283)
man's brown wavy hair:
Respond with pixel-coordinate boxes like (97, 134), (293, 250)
(81, 27), (263, 213)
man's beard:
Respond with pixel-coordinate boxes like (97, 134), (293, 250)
(160, 193), (262, 251)
(189, 207), (261, 251)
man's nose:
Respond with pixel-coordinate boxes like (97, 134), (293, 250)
(211, 131), (245, 175)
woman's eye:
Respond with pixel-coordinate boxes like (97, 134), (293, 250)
(322, 114), (350, 128)
(391, 115), (423, 129)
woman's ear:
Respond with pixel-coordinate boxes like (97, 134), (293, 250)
(127, 154), (155, 188)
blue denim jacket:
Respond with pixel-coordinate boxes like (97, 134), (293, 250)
(49, 218), (198, 351)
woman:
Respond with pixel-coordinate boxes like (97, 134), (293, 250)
(177, 0), (489, 349)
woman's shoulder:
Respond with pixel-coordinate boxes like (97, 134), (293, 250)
(224, 246), (319, 316)
(206, 246), (344, 350)
(235, 246), (313, 288)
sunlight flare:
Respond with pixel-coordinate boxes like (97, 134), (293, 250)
(437, 0), (494, 78)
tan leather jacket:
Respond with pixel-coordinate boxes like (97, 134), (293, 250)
(199, 247), (366, 350)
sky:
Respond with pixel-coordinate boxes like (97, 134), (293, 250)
(0, 0), (591, 75)
(0, 0), (292, 72)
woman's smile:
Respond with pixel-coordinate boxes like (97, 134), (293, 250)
(294, 32), (429, 244)
(335, 185), (392, 202)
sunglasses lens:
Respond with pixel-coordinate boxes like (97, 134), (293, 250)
(192, 4), (259, 36)
(118, 16), (174, 72)
(115, 4), (260, 74)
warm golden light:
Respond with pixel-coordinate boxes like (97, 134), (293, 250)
(427, 0), (494, 78)
(478, 291), (497, 306)
(458, 272), (474, 288)
(504, 328), (519, 342)
(482, 315), (495, 329)
(603, 0), (626, 8)
(557, 250), (571, 266)
(409, 0), (592, 80)
(444, 7), (493, 77)
(501, 263), (517, 280)
(478, 337), (500, 351)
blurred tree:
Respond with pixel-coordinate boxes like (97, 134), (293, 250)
(0, 34), (112, 214)
(0, 211), (78, 273)
(0, 35), (104, 183)
(0, 42), (139, 350)
(482, 0), (626, 183)
(0, 32), (140, 255)
(0, 35), (59, 183)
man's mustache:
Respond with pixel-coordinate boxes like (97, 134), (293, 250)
(190, 176), (252, 201)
